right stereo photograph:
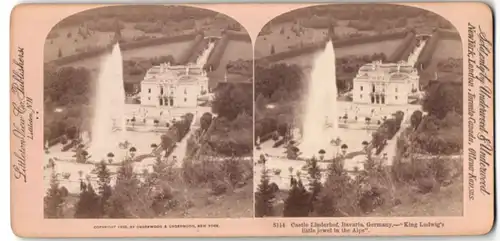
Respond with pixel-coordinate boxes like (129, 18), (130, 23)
(253, 3), (463, 218)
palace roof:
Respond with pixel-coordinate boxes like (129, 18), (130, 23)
(142, 62), (207, 85)
(356, 61), (417, 82)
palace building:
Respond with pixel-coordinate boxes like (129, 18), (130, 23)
(352, 61), (420, 105)
(140, 63), (209, 108)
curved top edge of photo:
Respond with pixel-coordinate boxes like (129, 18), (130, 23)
(254, 3), (462, 64)
(44, 5), (252, 72)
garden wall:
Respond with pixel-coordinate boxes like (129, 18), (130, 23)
(49, 32), (201, 66)
(261, 31), (409, 63)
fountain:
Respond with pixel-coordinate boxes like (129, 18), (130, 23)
(195, 41), (216, 66)
(89, 44), (127, 161)
(300, 41), (339, 158)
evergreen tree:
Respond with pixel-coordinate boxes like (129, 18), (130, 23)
(313, 160), (353, 217)
(149, 156), (176, 184)
(255, 166), (276, 217)
(313, 186), (336, 217)
(307, 157), (322, 213)
(255, 94), (267, 110)
(152, 157), (167, 180)
(283, 177), (310, 217)
(107, 162), (156, 218)
(44, 171), (65, 218)
(95, 161), (112, 216)
(74, 182), (102, 218)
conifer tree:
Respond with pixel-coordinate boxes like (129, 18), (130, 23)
(283, 177), (310, 217)
(307, 157), (322, 213)
(255, 166), (276, 217)
(95, 161), (112, 215)
(44, 171), (65, 218)
(74, 182), (101, 218)
(313, 159), (352, 217)
(313, 187), (335, 217)
(107, 162), (156, 218)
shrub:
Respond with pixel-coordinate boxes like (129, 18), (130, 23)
(182, 157), (251, 188)
(210, 180), (229, 196)
(133, 22), (163, 33)
(255, 118), (278, 139)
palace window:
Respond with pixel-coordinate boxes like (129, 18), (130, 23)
(184, 88), (187, 94)
(148, 88), (151, 93)
(395, 87), (398, 93)
(184, 98), (187, 102)
(160, 87), (164, 95)
(360, 86), (363, 91)
(395, 96), (398, 100)
(360, 94), (363, 99)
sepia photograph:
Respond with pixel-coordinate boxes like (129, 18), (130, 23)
(43, 5), (254, 219)
(254, 4), (464, 218)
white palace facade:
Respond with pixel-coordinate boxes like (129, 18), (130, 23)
(140, 63), (209, 108)
(352, 61), (420, 105)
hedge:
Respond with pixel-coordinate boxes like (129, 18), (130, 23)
(399, 37), (418, 62)
(255, 117), (278, 144)
(204, 35), (229, 71)
(437, 29), (461, 40)
(50, 32), (201, 66)
(415, 31), (441, 70)
(121, 32), (200, 51)
(371, 111), (405, 154)
(173, 113), (194, 142)
(47, 135), (66, 147)
(225, 30), (251, 42)
(203, 30), (251, 72)
(387, 32), (416, 62)
(262, 31), (409, 63)
(177, 33), (206, 64)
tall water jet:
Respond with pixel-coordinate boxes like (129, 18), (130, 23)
(301, 41), (338, 157)
(89, 44), (126, 161)
(196, 41), (216, 66)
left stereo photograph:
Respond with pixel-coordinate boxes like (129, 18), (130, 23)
(43, 4), (254, 219)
